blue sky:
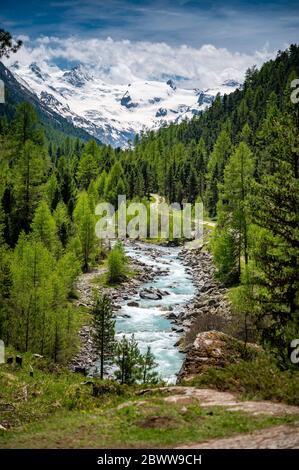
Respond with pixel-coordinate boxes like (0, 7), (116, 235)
(1, 0), (298, 52)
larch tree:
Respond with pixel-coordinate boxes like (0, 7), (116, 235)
(73, 191), (96, 272)
(92, 294), (115, 379)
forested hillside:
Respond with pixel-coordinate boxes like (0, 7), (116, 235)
(0, 61), (101, 144)
(126, 45), (299, 366)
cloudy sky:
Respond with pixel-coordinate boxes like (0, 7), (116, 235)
(1, 0), (298, 87)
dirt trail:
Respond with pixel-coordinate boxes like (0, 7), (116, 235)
(136, 386), (299, 449)
(138, 386), (299, 417)
(177, 423), (299, 449)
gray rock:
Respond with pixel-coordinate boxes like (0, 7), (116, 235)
(127, 301), (139, 307)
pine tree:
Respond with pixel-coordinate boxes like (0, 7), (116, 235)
(92, 294), (115, 379)
(114, 334), (142, 385)
(206, 130), (233, 217)
(249, 86), (299, 364)
(31, 200), (58, 254)
(13, 141), (49, 233)
(0, 204), (11, 342)
(11, 237), (54, 353)
(0, 29), (22, 58)
(140, 346), (158, 384)
(13, 103), (43, 147)
(53, 202), (71, 248)
(45, 173), (60, 210)
(77, 153), (99, 189)
(73, 191), (96, 272)
(212, 141), (254, 283)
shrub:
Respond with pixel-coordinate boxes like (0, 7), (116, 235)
(107, 241), (127, 284)
(188, 354), (299, 406)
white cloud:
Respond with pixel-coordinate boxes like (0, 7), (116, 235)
(5, 35), (276, 89)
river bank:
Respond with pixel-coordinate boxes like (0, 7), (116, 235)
(71, 240), (232, 382)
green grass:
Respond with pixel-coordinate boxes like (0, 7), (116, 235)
(0, 394), (296, 448)
(0, 355), (298, 448)
(185, 355), (299, 406)
(90, 268), (138, 288)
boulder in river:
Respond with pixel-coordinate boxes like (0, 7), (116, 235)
(127, 301), (139, 307)
(140, 288), (163, 300)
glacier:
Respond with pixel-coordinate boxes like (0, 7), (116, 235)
(9, 61), (241, 147)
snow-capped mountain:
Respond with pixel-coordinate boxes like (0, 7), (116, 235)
(9, 61), (241, 147)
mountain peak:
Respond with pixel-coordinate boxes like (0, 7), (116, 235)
(9, 61), (241, 147)
(63, 64), (92, 87)
(29, 62), (48, 81)
(222, 79), (242, 88)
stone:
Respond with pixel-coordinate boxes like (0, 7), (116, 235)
(178, 331), (261, 382)
(167, 312), (178, 320)
(140, 289), (162, 300)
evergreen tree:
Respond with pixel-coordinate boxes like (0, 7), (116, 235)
(53, 201), (71, 247)
(206, 130), (232, 217)
(0, 29), (22, 58)
(212, 141), (254, 282)
(13, 141), (49, 233)
(11, 237), (54, 353)
(13, 103), (43, 147)
(115, 334), (142, 385)
(73, 191), (96, 272)
(249, 89), (299, 364)
(140, 346), (158, 384)
(31, 200), (58, 254)
(92, 294), (115, 379)
(77, 153), (99, 189)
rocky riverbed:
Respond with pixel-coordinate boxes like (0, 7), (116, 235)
(176, 245), (232, 345)
(71, 240), (232, 382)
(70, 242), (162, 372)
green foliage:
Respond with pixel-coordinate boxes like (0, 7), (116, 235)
(0, 29), (22, 59)
(1, 355), (295, 448)
(140, 346), (159, 384)
(114, 335), (159, 385)
(73, 191), (97, 272)
(92, 294), (115, 379)
(212, 141), (254, 282)
(13, 140), (49, 234)
(1, 44), (299, 371)
(6, 236), (78, 360)
(107, 240), (127, 283)
(206, 130), (232, 217)
(104, 161), (127, 206)
(114, 334), (142, 385)
(53, 201), (71, 248)
(248, 91), (299, 365)
(31, 200), (59, 254)
(188, 355), (299, 406)
(13, 102), (43, 147)
(77, 152), (99, 189)
(211, 225), (239, 284)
